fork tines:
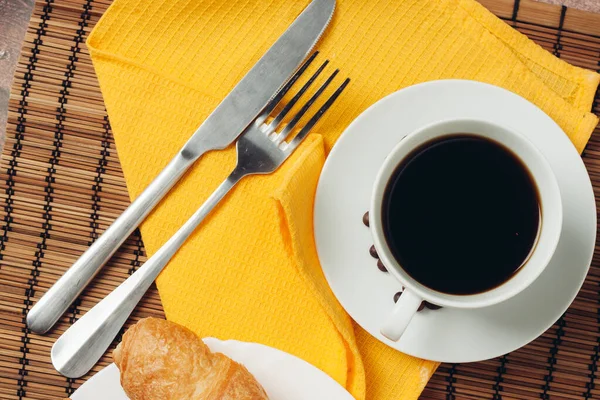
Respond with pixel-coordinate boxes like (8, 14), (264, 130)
(262, 52), (350, 153)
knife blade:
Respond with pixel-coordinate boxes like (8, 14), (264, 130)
(26, 0), (335, 334)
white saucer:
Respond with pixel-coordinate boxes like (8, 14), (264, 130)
(71, 338), (353, 400)
(314, 80), (596, 363)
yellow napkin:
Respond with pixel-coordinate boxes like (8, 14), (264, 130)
(87, 0), (599, 398)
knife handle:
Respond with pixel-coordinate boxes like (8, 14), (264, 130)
(26, 152), (197, 334)
(51, 171), (242, 378)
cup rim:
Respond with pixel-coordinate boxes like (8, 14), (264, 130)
(370, 118), (563, 309)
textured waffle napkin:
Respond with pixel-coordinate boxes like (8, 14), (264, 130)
(87, 0), (599, 398)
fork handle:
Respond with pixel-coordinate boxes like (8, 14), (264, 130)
(51, 168), (245, 379)
(27, 153), (199, 334)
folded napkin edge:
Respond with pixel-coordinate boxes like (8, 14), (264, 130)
(460, 0), (600, 113)
(270, 133), (367, 398)
(575, 112), (599, 154)
(86, 41), (224, 106)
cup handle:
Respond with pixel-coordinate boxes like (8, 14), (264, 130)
(381, 289), (422, 341)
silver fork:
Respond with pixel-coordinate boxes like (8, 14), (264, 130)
(51, 56), (350, 379)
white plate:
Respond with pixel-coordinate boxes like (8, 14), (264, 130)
(314, 80), (596, 363)
(71, 338), (353, 400)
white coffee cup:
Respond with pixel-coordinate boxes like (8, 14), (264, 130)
(370, 119), (562, 342)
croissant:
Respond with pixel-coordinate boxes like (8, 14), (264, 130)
(113, 318), (268, 400)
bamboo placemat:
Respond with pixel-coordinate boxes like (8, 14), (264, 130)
(0, 0), (598, 399)
(0, 1), (164, 399)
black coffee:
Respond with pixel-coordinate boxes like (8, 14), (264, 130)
(382, 135), (540, 295)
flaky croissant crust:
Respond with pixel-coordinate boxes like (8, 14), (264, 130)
(113, 318), (268, 400)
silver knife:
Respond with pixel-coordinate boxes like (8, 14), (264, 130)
(26, 0), (336, 334)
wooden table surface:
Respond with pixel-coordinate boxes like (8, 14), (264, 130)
(0, 0), (34, 147)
